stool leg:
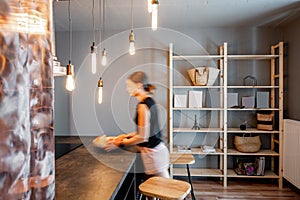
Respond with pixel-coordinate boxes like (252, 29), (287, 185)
(186, 164), (196, 200)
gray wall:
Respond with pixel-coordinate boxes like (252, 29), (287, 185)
(283, 18), (300, 120)
(54, 27), (284, 137)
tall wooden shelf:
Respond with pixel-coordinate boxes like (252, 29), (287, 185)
(168, 42), (284, 188)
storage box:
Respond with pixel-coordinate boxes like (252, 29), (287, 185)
(257, 113), (273, 121)
(257, 113), (273, 130)
(257, 124), (273, 131)
(257, 92), (269, 108)
(188, 91), (203, 108)
(174, 94), (187, 108)
(227, 93), (238, 108)
(242, 96), (255, 108)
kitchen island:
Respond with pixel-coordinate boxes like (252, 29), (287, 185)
(55, 137), (142, 200)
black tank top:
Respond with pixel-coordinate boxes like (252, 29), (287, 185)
(136, 97), (161, 148)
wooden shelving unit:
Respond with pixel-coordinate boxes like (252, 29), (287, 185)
(168, 42), (284, 188)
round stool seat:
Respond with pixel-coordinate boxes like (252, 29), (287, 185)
(139, 176), (191, 200)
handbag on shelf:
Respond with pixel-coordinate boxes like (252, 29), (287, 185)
(187, 66), (219, 86)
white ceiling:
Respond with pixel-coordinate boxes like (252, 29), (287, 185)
(53, 0), (300, 32)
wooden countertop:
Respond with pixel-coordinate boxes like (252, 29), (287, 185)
(55, 137), (136, 200)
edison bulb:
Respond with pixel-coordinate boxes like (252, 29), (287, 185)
(147, 0), (152, 13)
(65, 75), (75, 91)
(101, 49), (107, 66)
(151, 3), (158, 30)
(98, 86), (103, 104)
(91, 51), (96, 74)
(129, 42), (135, 55)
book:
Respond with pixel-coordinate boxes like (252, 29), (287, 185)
(256, 157), (265, 176)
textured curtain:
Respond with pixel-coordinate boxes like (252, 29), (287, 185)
(0, 0), (54, 199)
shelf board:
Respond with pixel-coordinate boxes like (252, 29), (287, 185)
(173, 147), (224, 155)
(173, 108), (279, 111)
(227, 55), (279, 60)
(227, 149), (280, 156)
(173, 168), (224, 177)
(172, 86), (279, 89)
(173, 86), (223, 89)
(227, 169), (279, 178)
(173, 55), (223, 60)
(173, 169), (279, 178)
(227, 108), (279, 111)
(173, 128), (223, 133)
(173, 107), (223, 111)
(227, 128), (279, 133)
(227, 86), (279, 89)
(172, 54), (279, 61)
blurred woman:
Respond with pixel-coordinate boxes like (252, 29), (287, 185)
(104, 71), (169, 178)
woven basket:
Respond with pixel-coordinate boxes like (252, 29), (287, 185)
(234, 135), (261, 153)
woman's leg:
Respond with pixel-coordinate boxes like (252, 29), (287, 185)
(153, 169), (170, 178)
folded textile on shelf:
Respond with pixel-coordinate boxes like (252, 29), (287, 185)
(177, 146), (192, 153)
(201, 145), (216, 153)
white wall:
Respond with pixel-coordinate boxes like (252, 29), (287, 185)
(54, 27), (284, 137)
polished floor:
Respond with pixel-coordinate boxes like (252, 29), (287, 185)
(176, 178), (300, 200)
(55, 136), (300, 200)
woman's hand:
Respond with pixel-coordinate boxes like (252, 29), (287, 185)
(103, 137), (121, 151)
(103, 137), (117, 151)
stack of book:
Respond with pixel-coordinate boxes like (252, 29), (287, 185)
(256, 157), (265, 176)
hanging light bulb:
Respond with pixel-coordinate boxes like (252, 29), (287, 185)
(91, 42), (97, 74)
(90, 0), (97, 74)
(129, 30), (135, 55)
(101, 48), (107, 66)
(151, 0), (159, 30)
(147, 0), (152, 13)
(97, 77), (103, 104)
(66, 61), (75, 91)
(66, 0), (75, 92)
(129, 0), (135, 55)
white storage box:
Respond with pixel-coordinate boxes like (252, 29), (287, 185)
(174, 94), (187, 108)
(188, 91), (203, 108)
(242, 96), (255, 108)
(257, 92), (269, 108)
(227, 93), (238, 108)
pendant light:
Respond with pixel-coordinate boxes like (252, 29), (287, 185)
(147, 0), (152, 13)
(66, 61), (75, 91)
(101, 0), (107, 66)
(129, 30), (135, 55)
(101, 48), (107, 66)
(98, 0), (105, 104)
(66, 0), (75, 91)
(90, 0), (97, 74)
(151, 0), (159, 31)
(97, 77), (103, 104)
(129, 0), (135, 55)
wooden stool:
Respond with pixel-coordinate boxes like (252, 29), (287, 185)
(139, 176), (191, 200)
(170, 153), (196, 200)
